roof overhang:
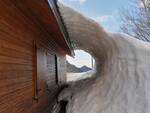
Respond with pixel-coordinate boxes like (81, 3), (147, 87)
(11, 0), (74, 56)
(47, 0), (74, 56)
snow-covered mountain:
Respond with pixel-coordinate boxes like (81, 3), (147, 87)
(67, 61), (91, 73)
(80, 66), (92, 72)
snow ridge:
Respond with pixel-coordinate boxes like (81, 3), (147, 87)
(58, 3), (150, 113)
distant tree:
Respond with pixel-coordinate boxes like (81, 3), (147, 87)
(120, 0), (150, 42)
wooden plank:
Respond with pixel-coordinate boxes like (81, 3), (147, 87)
(0, 74), (32, 88)
(0, 38), (32, 55)
(0, 80), (33, 97)
(0, 86), (33, 113)
(0, 86), (33, 105)
(0, 71), (32, 80)
(0, 64), (32, 71)
(0, 47), (32, 60)
(0, 56), (32, 64)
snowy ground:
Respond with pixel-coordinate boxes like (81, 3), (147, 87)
(58, 3), (150, 113)
(67, 71), (94, 82)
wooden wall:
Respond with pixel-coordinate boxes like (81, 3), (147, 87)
(0, 1), (67, 113)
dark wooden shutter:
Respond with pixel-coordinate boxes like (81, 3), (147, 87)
(46, 53), (58, 89)
(36, 48), (47, 98)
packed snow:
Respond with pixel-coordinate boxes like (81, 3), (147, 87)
(58, 3), (150, 113)
(67, 71), (94, 82)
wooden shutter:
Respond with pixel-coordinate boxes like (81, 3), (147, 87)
(46, 53), (58, 90)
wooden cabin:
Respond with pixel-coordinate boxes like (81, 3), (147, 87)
(0, 0), (73, 113)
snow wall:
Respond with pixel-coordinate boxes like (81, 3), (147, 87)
(58, 4), (150, 113)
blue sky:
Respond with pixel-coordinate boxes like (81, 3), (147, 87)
(59, 0), (131, 68)
(59, 0), (131, 32)
(67, 50), (93, 68)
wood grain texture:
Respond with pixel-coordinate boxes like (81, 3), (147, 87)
(0, 0), (67, 113)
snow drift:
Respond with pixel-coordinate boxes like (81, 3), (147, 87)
(58, 3), (150, 113)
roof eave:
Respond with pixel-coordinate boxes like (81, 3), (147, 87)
(47, 0), (74, 56)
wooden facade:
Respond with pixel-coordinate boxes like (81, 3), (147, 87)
(0, 0), (72, 113)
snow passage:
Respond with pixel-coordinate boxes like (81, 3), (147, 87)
(58, 3), (150, 113)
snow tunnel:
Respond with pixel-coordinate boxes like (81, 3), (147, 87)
(58, 3), (117, 77)
(66, 50), (95, 82)
(58, 3), (150, 113)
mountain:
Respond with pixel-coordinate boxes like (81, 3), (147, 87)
(80, 66), (92, 72)
(67, 61), (92, 73)
(67, 61), (81, 73)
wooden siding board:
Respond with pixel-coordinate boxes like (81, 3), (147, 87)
(0, 80), (33, 97)
(0, 38), (32, 55)
(0, 0), (68, 113)
(0, 47), (32, 60)
(0, 87), (33, 113)
(0, 64), (32, 71)
(0, 56), (32, 65)
(0, 71), (32, 80)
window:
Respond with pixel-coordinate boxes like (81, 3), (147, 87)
(32, 41), (59, 100)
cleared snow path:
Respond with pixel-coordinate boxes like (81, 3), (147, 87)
(58, 3), (150, 113)
(67, 71), (94, 82)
